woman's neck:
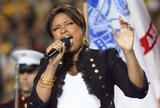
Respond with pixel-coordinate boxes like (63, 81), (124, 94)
(67, 45), (83, 76)
(73, 46), (83, 63)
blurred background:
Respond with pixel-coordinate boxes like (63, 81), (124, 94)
(0, 0), (159, 103)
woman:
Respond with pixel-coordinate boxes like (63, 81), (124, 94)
(28, 4), (149, 108)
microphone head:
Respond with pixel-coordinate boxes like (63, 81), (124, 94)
(60, 36), (72, 49)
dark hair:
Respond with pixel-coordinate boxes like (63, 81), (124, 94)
(46, 4), (86, 39)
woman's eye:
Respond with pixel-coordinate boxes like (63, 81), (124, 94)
(66, 22), (74, 25)
(53, 27), (59, 31)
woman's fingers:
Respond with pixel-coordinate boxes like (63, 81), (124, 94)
(118, 16), (123, 28)
(118, 16), (134, 31)
(113, 29), (118, 42)
(61, 43), (66, 54)
(54, 41), (63, 53)
(46, 40), (64, 53)
(46, 40), (66, 65)
(113, 29), (119, 43)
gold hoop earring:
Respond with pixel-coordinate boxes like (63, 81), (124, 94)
(83, 36), (89, 46)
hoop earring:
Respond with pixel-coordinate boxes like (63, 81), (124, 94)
(83, 36), (89, 46)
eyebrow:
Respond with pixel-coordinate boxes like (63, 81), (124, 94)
(53, 20), (73, 27)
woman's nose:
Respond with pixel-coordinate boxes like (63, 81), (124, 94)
(61, 26), (67, 34)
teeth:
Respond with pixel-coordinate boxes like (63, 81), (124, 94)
(65, 36), (73, 39)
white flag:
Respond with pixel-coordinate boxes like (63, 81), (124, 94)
(126, 0), (160, 99)
(88, 0), (160, 107)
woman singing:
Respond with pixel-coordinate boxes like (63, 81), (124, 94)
(28, 4), (148, 108)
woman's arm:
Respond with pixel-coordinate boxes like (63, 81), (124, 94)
(36, 41), (66, 102)
(122, 49), (144, 88)
(113, 16), (144, 88)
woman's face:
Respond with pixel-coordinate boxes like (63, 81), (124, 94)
(51, 13), (83, 53)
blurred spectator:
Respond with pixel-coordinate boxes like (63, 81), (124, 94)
(0, 15), (15, 55)
(31, 20), (52, 53)
(145, 0), (160, 30)
(0, 36), (12, 57)
(28, 0), (53, 21)
(0, 55), (3, 102)
(0, 0), (50, 103)
(16, 32), (32, 50)
(156, 11), (160, 33)
(146, 0), (160, 12)
(0, 52), (15, 104)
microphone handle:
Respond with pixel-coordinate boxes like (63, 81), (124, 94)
(45, 49), (59, 60)
(44, 36), (72, 60)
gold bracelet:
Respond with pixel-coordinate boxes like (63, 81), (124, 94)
(39, 78), (53, 85)
(41, 74), (56, 83)
(38, 79), (54, 88)
(38, 81), (53, 88)
(38, 78), (54, 88)
(38, 74), (56, 88)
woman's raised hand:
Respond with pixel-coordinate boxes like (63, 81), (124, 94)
(113, 16), (134, 53)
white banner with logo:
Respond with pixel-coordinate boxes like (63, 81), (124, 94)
(88, 0), (160, 107)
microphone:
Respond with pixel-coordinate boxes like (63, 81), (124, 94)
(44, 36), (72, 60)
